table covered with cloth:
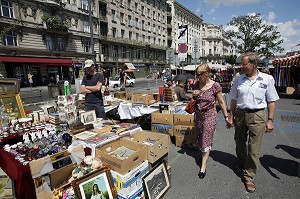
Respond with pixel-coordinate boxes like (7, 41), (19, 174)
(0, 148), (36, 199)
(118, 102), (158, 119)
(0, 147), (92, 199)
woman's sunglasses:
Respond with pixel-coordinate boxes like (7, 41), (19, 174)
(196, 72), (205, 77)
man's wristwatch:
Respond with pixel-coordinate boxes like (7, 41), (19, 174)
(268, 118), (274, 122)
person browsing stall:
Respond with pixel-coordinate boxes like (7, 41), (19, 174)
(227, 52), (279, 193)
(80, 59), (106, 119)
(174, 81), (189, 101)
(192, 64), (229, 179)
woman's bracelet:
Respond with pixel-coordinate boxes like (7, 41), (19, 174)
(224, 115), (229, 119)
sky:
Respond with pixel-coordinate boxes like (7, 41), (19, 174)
(176, 0), (300, 55)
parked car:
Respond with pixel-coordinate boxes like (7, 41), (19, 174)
(109, 76), (135, 88)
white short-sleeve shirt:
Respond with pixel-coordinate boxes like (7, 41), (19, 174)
(229, 71), (279, 109)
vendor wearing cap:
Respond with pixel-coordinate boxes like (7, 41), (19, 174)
(80, 59), (106, 119)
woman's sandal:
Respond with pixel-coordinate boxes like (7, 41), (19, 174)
(244, 179), (256, 193)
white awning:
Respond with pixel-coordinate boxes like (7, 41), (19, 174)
(125, 63), (136, 69)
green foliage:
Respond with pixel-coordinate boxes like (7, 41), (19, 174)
(224, 55), (237, 65)
(42, 16), (68, 31)
(0, 20), (21, 38)
(225, 13), (284, 57)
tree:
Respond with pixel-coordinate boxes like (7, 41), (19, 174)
(224, 55), (237, 65)
(225, 13), (284, 57)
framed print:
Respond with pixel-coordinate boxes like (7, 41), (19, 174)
(80, 110), (97, 124)
(73, 167), (117, 199)
(0, 93), (26, 119)
(74, 131), (97, 140)
(0, 78), (20, 94)
(53, 183), (75, 199)
(143, 161), (170, 199)
(47, 106), (56, 114)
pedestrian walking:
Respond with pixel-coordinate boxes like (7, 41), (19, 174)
(80, 59), (106, 119)
(227, 52), (279, 193)
(192, 63), (229, 179)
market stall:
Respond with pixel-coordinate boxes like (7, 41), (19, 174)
(272, 54), (300, 93)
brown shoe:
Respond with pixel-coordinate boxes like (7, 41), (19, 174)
(244, 178), (256, 193)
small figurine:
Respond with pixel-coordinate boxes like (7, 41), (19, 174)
(91, 157), (103, 170)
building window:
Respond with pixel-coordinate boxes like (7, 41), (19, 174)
(142, 20), (145, 30)
(134, 2), (138, 12)
(153, 11), (155, 20)
(46, 36), (54, 50)
(148, 36), (150, 43)
(127, 0), (131, 9)
(57, 37), (65, 51)
(153, 37), (156, 45)
(121, 29), (125, 38)
(142, 34), (145, 42)
(128, 15), (131, 26)
(111, 9), (115, 21)
(135, 17), (138, 28)
(84, 40), (91, 52)
(147, 8), (150, 17)
(112, 27), (117, 37)
(157, 13), (160, 21)
(120, 12), (124, 24)
(83, 21), (90, 33)
(148, 22), (151, 31)
(153, 24), (155, 32)
(81, 0), (88, 10)
(141, 6), (144, 15)
(129, 31), (132, 40)
(136, 33), (139, 41)
(4, 30), (17, 46)
(120, 0), (123, 6)
(1, 0), (13, 18)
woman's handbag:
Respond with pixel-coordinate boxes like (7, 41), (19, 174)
(185, 98), (196, 114)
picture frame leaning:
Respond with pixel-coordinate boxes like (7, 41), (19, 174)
(73, 166), (117, 199)
(0, 93), (26, 119)
(80, 110), (97, 125)
(143, 161), (171, 199)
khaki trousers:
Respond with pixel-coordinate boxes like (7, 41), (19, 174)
(234, 108), (266, 179)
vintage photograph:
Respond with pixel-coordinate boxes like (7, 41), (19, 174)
(58, 95), (67, 103)
(76, 169), (115, 199)
(0, 78), (20, 94)
(143, 162), (170, 199)
(67, 111), (77, 125)
(47, 106), (56, 114)
(80, 110), (96, 124)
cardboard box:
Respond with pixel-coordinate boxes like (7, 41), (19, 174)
(96, 139), (147, 175)
(173, 113), (194, 125)
(118, 186), (144, 199)
(132, 93), (154, 103)
(175, 135), (197, 149)
(126, 131), (171, 163)
(173, 125), (195, 137)
(49, 163), (75, 189)
(111, 160), (148, 196)
(148, 153), (168, 170)
(115, 91), (126, 99)
(151, 123), (173, 136)
(151, 111), (173, 125)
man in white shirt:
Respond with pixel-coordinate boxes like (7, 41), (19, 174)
(227, 52), (279, 193)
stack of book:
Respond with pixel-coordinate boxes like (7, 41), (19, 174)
(164, 88), (176, 102)
(48, 113), (60, 125)
(70, 121), (85, 135)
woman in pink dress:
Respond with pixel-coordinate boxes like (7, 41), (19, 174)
(193, 64), (230, 178)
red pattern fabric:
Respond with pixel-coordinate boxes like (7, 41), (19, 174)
(194, 82), (221, 151)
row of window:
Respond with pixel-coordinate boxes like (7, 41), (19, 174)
(113, 0), (168, 13)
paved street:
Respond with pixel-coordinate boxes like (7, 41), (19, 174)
(19, 80), (300, 199)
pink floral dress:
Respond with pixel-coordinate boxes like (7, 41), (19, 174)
(194, 82), (222, 152)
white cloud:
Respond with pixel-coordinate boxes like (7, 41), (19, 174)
(204, 0), (261, 9)
(266, 11), (276, 23)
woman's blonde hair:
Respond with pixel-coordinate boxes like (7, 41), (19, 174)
(196, 63), (211, 74)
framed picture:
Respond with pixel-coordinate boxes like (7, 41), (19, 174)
(80, 110), (97, 124)
(0, 78), (20, 94)
(73, 167), (117, 199)
(143, 161), (170, 199)
(0, 93), (25, 119)
(74, 131), (97, 140)
(47, 106), (56, 114)
(53, 183), (75, 199)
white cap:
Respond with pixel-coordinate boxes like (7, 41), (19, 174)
(84, 59), (94, 68)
